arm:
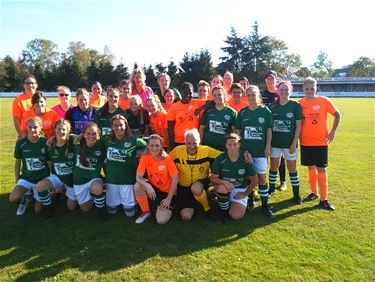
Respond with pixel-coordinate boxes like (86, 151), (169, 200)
(326, 111), (341, 144)
(13, 117), (22, 140)
(194, 100), (214, 116)
(290, 120), (302, 154)
(135, 173), (156, 200)
(167, 120), (175, 151)
(14, 159), (21, 182)
(199, 125), (205, 142)
(210, 173), (234, 192)
(264, 128), (272, 157)
(235, 174), (258, 199)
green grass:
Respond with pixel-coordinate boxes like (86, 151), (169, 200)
(0, 98), (374, 281)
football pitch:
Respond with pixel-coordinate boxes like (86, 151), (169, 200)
(0, 98), (374, 281)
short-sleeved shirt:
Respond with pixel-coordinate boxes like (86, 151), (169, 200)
(51, 104), (75, 119)
(89, 96), (107, 109)
(118, 97), (129, 110)
(200, 106), (237, 151)
(167, 100), (205, 143)
(14, 136), (50, 183)
(235, 106), (273, 157)
(149, 111), (168, 148)
(169, 145), (222, 187)
(131, 87), (153, 108)
(65, 106), (96, 135)
(48, 137), (75, 187)
(137, 154), (178, 193)
(20, 108), (59, 138)
(73, 140), (106, 185)
(261, 89), (278, 107)
(94, 107), (126, 136)
(212, 152), (257, 188)
(12, 92), (33, 119)
(124, 108), (150, 138)
(298, 96), (338, 146)
(103, 135), (146, 185)
(228, 97), (248, 112)
(269, 100), (302, 148)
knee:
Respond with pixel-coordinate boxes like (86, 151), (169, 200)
(90, 181), (103, 195)
(216, 184), (227, 194)
(180, 209), (193, 221)
(36, 180), (47, 192)
(191, 183), (203, 196)
(229, 211), (244, 221)
(156, 216), (169, 225)
(9, 192), (20, 203)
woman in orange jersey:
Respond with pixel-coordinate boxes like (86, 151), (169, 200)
(20, 91), (58, 138)
(299, 77), (341, 210)
(228, 83), (248, 112)
(147, 95), (168, 149)
(134, 134), (179, 224)
(162, 88), (175, 111)
(12, 75), (38, 139)
(197, 80), (210, 101)
(89, 81), (107, 109)
(118, 79), (132, 110)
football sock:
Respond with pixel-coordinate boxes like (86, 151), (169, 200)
(91, 192), (105, 209)
(317, 171), (328, 201)
(289, 171), (300, 197)
(259, 184), (269, 206)
(217, 192), (230, 211)
(194, 189), (210, 212)
(308, 166), (318, 195)
(268, 170), (278, 193)
(38, 190), (51, 206)
(136, 194), (150, 214)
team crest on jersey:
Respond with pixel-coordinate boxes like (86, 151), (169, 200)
(124, 142), (131, 148)
(188, 105), (193, 110)
(224, 115), (230, 121)
(258, 117), (265, 124)
(94, 150), (101, 157)
(287, 112), (294, 118)
(158, 165), (166, 171)
(41, 148), (46, 154)
(238, 169), (245, 175)
(199, 166), (204, 173)
(67, 153), (74, 160)
(313, 105), (320, 111)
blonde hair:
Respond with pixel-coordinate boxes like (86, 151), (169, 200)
(246, 85), (263, 107)
(147, 134), (167, 160)
(304, 77), (317, 86)
(211, 86), (227, 101)
(57, 85), (71, 94)
(51, 119), (72, 157)
(147, 95), (166, 114)
(26, 116), (43, 136)
(130, 68), (146, 90)
(75, 88), (89, 99)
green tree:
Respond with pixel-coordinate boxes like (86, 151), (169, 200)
(347, 57), (375, 77)
(0, 56), (29, 91)
(143, 65), (157, 88)
(311, 51), (334, 78)
(167, 60), (180, 87)
(295, 66), (312, 78)
(180, 49), (214, 87)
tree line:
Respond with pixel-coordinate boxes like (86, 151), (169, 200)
(1, 22), (374, 92)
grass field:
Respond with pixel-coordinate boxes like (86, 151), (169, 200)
(0, 98), (374, 281)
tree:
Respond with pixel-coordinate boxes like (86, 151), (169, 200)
(295, 66), (312, 78)
(143, 65), (157, 88)
(217, 26), (244, 75)
(347, 57), (375, 77)
(311, 51), (334, 78)
(21, 38), (59, 70)
(0, 56), (29, 91)
(179, 49), (214, 87)
(167, 60), (180, 87)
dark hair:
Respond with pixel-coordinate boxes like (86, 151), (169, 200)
(239, 77), (249, 83)
(229, 83), (244, 93)
(79, 123), (100, 167)
(31, 91), (46, 105)
(23, 75), (37, 83)
(110, 114), (132, 141)
(180, 82), (194, 92)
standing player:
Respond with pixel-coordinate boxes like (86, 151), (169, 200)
(211, 133), (258, 221)
(134, 134), (179, 224)
(299, 77), (341, 210)
(228, 83), (248, 112)
(124, 95), (150, 138)
(235, 85), (274, 218)
(10, 116), (49, 215)
(51, 86), (75, 119)
(147, 95), (168, 149)
(103, 114), (147, 216)
(268, 81), (302, 204)
(262, 70), (287, 191)
(89, 81), (107, 109)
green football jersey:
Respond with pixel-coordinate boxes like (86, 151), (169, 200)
(200, 106), (237, 151)
(94, 107), (126, 136)
(14, 137), (50, 183)
(48, 137), (75, 187)
(212, 152), (256, 188)
(103, 135), (147, 184)
(269, 100), (302, 148)
(73, 140), (106, 185)
(235, 106), (272, 157)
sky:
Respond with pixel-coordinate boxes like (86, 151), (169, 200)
(1, 0), (374, 70)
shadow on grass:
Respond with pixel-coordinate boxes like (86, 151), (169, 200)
(0, 193), (317, 281)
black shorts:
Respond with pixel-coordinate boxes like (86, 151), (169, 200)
(177, 179), (210, 210)
(300, 145), (328, 167)
(153, 186), (176, 211)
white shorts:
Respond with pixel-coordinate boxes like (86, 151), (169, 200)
(47, 174), (76, 201)
(106, 184), (136, 208)
(270, 147), (298, 161)
(230, 187), (248, 207)
(73, 178), (102, 205)
(253, 157), (267, 174)
(16, 179), (40, 201)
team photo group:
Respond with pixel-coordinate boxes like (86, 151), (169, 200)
(10, 68), (341, 224)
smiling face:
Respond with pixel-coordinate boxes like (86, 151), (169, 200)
(212, 88), (225, 105)
(33, 98), (46, 114)
(278, 82), (292, 103)
(23, 77), (38, 94)
(148, 138), (162, 157)
(164, 89), (175, 104)
(198, 85), (209, 100)
(185, 134), (199, 155)
(210, 76), (223, 88)
(223, 72), (233, 89)
(225, 138), (241, 154)
(77, 94), (89, 111)
(108, 90), (119, 107)
(121, 82), (131, 98)
(230, 87), (242, 100)
(129, 97), (141, 112)
(181, 86), (193, 104)
(158, 75), (170, 89)
(303, 82), (317, 99)
(133, 72), (144, 86)
(112, 118), (126, 139)
(84, 125), (99, 147)
(91, 82), (102, 97)
(27, 119), (42, 138)
(147, 99), (158, 114)
(55, 123), (70, 141)
(58, 90), (71, 104)
(246, 87), (259, 106)
(265, 75), (277, 90)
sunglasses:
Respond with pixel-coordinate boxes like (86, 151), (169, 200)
(59, 94), (70, 97)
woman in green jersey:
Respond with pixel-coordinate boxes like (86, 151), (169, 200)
(103, 114), (147, 216)
(10, 116), (49, 216)
(268, 81), (302, 204)
(36, 119), (76, 214)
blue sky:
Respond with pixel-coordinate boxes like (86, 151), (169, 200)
(1, 0), (373, 69)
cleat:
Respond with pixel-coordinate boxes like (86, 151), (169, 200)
(107, 206), (117, 215)
(205, 209), (217, 221)
(16, 195), (33, 216)
(262, 206), (275, 218)
(268, 190), (276, 198)
(319, 200), (335, 211)
(247, 201), (255, 212)
(293, 195), (302, 205)
(303, 193), (319, 202)
(278, 182), (287, 191)
(135, 212), (151, 224)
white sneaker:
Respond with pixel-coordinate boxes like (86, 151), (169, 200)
(279, 182), (287, 191)
(135, 212), (151, 224)
(16, 198), (27, 216)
